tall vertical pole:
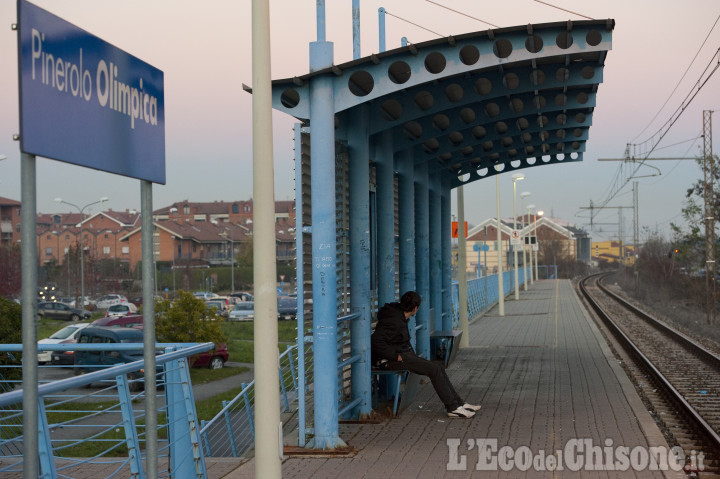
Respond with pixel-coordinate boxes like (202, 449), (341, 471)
(307, 1), (344, 449)
(414, 161), (431, 357)
(457, 185), (469, 347)
(21, 152), (39, 479)
(512, 179), (519, 300)
(429, 173), (442, 331)
(703, 110), (715, 324)
(252, 0), (282, 473)
(376, 130), (395, 306)
(140, 181), (157, 479)
(398, 150), (416, 346)
(521, 196), (528, 290)
(352, 0), (361, 60)
(495, 174), (505, 316)
(348, 106), (372, 418)
(378, 8), (386, 52)
(441, 180), (452, 331)
(633, 182), (639, 295)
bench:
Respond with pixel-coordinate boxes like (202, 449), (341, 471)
(371, 369), (421, 416)
(430, 329), (463, 367)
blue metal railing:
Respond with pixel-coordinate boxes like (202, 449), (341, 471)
(198, 344), (303, 458)
(0, 342), (213, 478)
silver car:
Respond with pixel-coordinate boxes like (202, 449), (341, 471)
(229, 302), (254, 321)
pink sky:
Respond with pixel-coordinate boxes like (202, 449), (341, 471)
(1, 0), (718, 242)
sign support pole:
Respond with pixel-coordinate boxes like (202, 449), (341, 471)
(457, 186), (469, 347)
(141, 180), (157, 478)
(21, 152), (39, 479)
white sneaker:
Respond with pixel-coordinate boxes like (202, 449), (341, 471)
(447, 406), (475, 418)
(463, 403), (481, 412)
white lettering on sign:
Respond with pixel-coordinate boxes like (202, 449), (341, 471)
(31, 28), (158, 130)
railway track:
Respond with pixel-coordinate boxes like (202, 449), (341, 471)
(579, 272), (720, 476)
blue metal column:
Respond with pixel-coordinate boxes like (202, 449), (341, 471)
(378, 8), (386, 52)
(348, 105), (372, 418)
(414, 161), (431, 358)
(429, 170), (442, 332)
(352, 0), (361, 60)
(441, 178), (453, 331)
(307, 34), (346, 448)
(398, 150), (416, 346)
(375, 130), (395, 306)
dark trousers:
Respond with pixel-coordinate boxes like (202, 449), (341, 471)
(383, 351), (464, 411)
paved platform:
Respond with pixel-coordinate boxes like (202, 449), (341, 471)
(221, 280), (685, 478)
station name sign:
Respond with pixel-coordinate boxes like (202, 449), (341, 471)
(18, 0), (166, 183)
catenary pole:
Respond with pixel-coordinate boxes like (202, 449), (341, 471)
(496, 174), (504, 316)
(252, 0), (282, 474)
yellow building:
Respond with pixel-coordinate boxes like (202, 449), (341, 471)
(591, 240), (635, 266)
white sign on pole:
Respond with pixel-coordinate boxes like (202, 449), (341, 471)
(510, 230), (521, 245)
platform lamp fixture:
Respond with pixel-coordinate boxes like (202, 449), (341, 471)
(54, 196), (109, 308)
(520, 192), (531, 289)
(511, 173), (525, 300)
(526, 204), (536, 285)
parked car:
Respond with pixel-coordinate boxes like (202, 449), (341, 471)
(229, 302), (254, 321)
(37, 301), (91, 321)
(50, 339), (81, 366)
(95, 294), (129, 309)
(277, 296), (298, 320)
(38, 323), (91, 364)
(193, 292), (218, 301)
(190, 343), (229, 369)
(228, 292), (253, 304)
(206, 299), (229, 318)
(105, 303), (138, 317)
(71, 326), (146, 391)
(92, 314), (144, 329)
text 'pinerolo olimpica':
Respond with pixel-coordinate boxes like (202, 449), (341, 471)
(31, 28), (159, 130)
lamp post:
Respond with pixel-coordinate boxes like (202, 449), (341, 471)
(169, 207), (178, 297)
(526, 204), (535, 285)
(54, 197), (109, 308)
(511, 173), (525, 300)
(520, 191), (531, 290)
(535, 210), (544, 280)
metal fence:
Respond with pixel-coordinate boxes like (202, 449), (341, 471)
(199, 344), (307, 458)
(0, 342), (213, 478)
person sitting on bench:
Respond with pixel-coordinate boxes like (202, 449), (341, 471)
(371, 291), (480, 418)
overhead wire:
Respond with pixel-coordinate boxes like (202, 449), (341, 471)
(424, 0), (499, 28)
(631, 13), (720, 143)
(531, 0), (594, 20)
(383, 10), (445, 39)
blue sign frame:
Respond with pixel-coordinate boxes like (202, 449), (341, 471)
(17, 0), (166, 183)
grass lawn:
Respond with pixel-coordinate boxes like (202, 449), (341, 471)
(221, 320), (298, 363)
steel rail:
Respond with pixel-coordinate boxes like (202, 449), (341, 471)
(579, 273), (720, 455)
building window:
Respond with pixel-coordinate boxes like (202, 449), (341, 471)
(192, 244), (197, 253)
(53, 215), (61, 224)
(104, 234), (109, 239)
(65, 235), (69, 240)
(46, 235), (52, 240)
(45, 247), (53, 256)
(184, 206), (190, 214)
(244, 205), (251, 213)
(103, 246), (110, 255)
(232, 203), (239, 214)
(122, 246), (129, 254)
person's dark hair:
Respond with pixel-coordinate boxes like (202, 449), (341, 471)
(400, 291), (422, 312)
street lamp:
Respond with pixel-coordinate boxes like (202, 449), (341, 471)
(54, 196), (108, 308)
(511, 173), (525, 300)
(520, 191), (531, 290)
(535, 210), (544, 280)
(526, 204), (536, 285)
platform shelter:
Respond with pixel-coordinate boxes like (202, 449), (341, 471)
(268, 15), (614, 449)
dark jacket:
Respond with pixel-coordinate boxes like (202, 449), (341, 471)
(371, 302), (413, 364)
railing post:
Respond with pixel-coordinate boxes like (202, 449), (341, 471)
(241, 382), (255, 439)
(116, 374), (145, 478)
(200, 419), (213, 457)
(222, 400), (239, 457)
(37, 401), (57, 479)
